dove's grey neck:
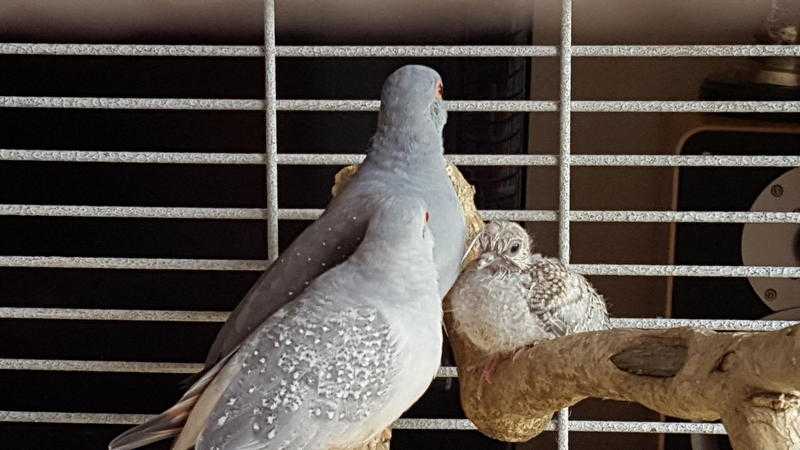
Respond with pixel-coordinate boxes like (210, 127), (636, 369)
(350, 237), (432, 278)
(347, 226), (438, 314)
(368, 126), (443, 158)
(367, 65), (446, 158)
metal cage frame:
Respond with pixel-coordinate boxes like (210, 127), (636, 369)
(1, 0), (800, 447)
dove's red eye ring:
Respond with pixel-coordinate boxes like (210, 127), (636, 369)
(425, 211), (430, 223)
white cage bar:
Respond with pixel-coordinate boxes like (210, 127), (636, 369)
(264, 0), (279, 261)
(557, 0), (573, 445)
(0, 411), (728, 435)
(3, 43), (800, 58)
(3, 149), (800, 167)
(3, 96), (800, 113)
(1, 0), (800, 447)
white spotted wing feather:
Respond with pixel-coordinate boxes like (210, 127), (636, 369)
(527, 255), (610, 337)
(196, 260), (441, 450)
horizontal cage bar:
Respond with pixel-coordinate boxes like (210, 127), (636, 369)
(2, 97), (800, 113)
(574, 264), (800, 278)
(0, 359), (202, 373)
(2, 257), (798, 277)
(280, 46), (557, 57)
(3, 149), (800, 168)
(0, 256), (266, 271)
(0, 309), (793, 331)
(0, 149), (267, 164)
(0, 307), (228, 322)
(0, 411), (726, 434)
(0, 359), (458, 378)
(3, 204), (800, 224)
(1, 43), (798, 58)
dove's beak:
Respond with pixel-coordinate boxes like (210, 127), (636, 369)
(460, 229), (484, 266)
(476, 253), (496, 270)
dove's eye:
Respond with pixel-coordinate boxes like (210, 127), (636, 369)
(509, 243), (521, 254)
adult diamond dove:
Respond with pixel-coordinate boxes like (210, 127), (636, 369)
(110, 197), (442, 450)
(203, 65), (463, 371)
(109, 64), (463, 449)
(450, 221), (610, 382)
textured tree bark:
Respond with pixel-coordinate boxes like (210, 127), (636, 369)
(443, 311), (800, 450)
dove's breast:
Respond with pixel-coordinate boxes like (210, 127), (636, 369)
(353, 153), (466, 296)
(450, 268), (553, 354)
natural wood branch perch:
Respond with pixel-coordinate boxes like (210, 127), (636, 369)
(442, 313), (800, 450)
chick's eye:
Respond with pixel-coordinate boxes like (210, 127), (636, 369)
(510, 243), (521, 253)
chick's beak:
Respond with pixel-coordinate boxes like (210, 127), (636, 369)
(476, 253), (497, 270)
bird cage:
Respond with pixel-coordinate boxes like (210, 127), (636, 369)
(1, 1), (799, 449)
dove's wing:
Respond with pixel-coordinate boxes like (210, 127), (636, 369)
(196, 272), (401, 450)
(203, 193), (371, 370)
(561, 265), (611, 333)
(527, 257), (610, 337)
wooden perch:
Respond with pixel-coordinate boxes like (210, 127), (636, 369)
(442, 314), (800, 450)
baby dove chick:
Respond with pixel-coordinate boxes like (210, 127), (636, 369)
(450, 221), (611, 382)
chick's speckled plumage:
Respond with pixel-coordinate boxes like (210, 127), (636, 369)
(451, 221), (610, 355)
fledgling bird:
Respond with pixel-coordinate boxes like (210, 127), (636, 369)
(450, 221), (611, 382)
(111, 197), (442, 450)
(109, 64), (463, 449)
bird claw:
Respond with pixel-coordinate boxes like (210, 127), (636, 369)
(481, 356), (500, 384)
(481, 367), (493, 384)
(480, 350), (525, 384)
(511, 347), (527, 362)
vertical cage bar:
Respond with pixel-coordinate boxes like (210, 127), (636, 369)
(264, 0), (279, 261)
(558, 408), (571, 449)
(558, 0), (572, 264)
(557, 0), (572, 447)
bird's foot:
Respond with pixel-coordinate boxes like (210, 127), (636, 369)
(481, 356), (500, 384)
(511, 347), (527, 363)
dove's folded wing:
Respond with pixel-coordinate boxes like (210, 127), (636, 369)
(527, 257), (610, 337)
(526, 257), (571, 337)
(203, 195), (372, 370)
(196, 288), (400, 450)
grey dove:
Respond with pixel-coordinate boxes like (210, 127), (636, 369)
(450, 221), (610, 382)
(111, 197), (441, 449)
(109, 64), (464, 449)
(205, 64), (463, 369)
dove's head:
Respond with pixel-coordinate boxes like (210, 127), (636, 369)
(472, 221), (532, 272)
(373, 65), (447, 149)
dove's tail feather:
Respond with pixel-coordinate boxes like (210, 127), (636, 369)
(106, 398), (193, 450)
(108, 355), (232, 450)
